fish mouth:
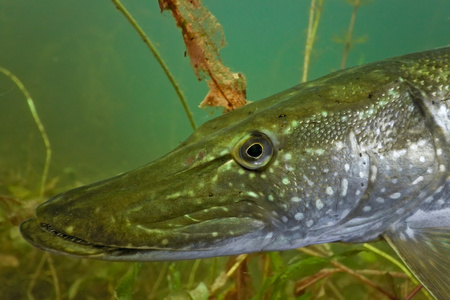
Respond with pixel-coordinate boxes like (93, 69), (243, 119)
(20, 218), (108, 258)
(40, 222), (92, 246)
(20, 196), (273, 261)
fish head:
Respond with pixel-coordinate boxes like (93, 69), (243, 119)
(20, 86), (338, 260)
(21, 55), (420, 261)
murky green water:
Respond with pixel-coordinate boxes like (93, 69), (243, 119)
(0, 0), (448, 299)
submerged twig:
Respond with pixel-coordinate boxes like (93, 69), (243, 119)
(225, 254), (251, 299)
(330, 259), (397, 300)
(298, 247), (398, 299)
(294, 268), (341, 295)
(111, 0), (197, 130)
(226, 254), (248, 278)
(363, 243), (416, 284)
(406, 284), (424, 300)
(160, 0), (248, 112)
(295, 267), (411, 297)
(0, 67), (51, 199)
(363, 243), (433, 300)
(302, 0), (324, 83)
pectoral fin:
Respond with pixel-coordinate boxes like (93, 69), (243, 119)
(384, 219), (450, 300)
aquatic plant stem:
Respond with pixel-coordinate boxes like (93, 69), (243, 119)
(226, 254), (247, 277)
(187, 259), (201, 289)
(149, 262), (168, 298)
(302, 0), (323, 83)
(341, 0), (360, 69)
(45, 253), (61, 300)
(27, 253), (46, 300)
(0, 67), (51, 199)
(111, 0), (197, 130)
(326, 281), (346, 300)
(330, 260), (397, 300)
(363, 243), (415, 283)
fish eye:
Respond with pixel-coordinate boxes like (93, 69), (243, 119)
(233, 132), (274, 170)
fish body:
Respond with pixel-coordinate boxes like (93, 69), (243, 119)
(21, 47), (450, 299)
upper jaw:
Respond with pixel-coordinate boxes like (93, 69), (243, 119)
(20, 217), (106, 258)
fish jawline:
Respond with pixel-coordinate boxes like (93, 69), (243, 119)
(20, 217), (270, 261)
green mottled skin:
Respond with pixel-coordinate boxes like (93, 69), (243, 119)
(21, 47), (450, 299)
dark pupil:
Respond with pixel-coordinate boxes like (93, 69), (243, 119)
(246, 143), (263, 158)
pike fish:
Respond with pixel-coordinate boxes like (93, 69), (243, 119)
(21, 47), (450, 299)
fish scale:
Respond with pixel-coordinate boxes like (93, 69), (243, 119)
(21, 47), (450, 299)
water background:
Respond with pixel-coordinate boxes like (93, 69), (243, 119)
(1, 0), (448, 186)
(0, 0), (449, 299)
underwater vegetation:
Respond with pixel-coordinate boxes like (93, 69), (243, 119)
(1, 0), (449, 299)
